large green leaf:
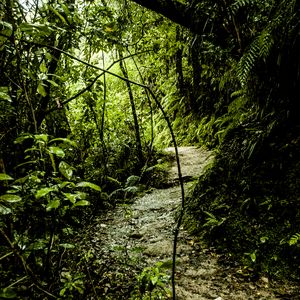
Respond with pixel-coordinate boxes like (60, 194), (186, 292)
(74, 200), (90, 207)
(59, 161), (73, 180)
(0, 91), (11, 102)
(19, 22), (52, 37)
(49, 138), (77, 147)
(34, 134), (48, 143)
(46, 199), (60, 211)
(76, 181), (101, 191)
(0, 287), (17, 299)
(48, 6), (68, 24)
(250, 252), (256, 263)
(14, 175), (29, 184)
(63, 193), (78, 204)
(35, 187), (55, 199)
(37, 83), (47, 97)
(0, 204), (11, 215)
(14, 134), (33, 144)
(39, 61), (47, 73)
(59, 181), (75, 189)
(49, 146), (65, 158)
(64, 192), (86, 204)
(28, 239), (47, 250)
(0, 173), (14, 181)
(0, 194), (22, 203)
(15, 161), (37, 169)
(0, 21), (13, 31)
(59, 243), (75, 249)
(46, 79), (59, 87)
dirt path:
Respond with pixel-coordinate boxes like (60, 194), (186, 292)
(79, 147), (298, 299)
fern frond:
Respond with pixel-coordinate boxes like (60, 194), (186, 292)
(236, 28), (274, 86)
(230, 0), (258, 14)
(258, 32), (274, 59)
(235, 0), (296, 86)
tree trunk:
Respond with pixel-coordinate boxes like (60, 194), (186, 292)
(190, 35), (201, 111)
(119, 51), (144, 168)
(175, 27), (185, 95)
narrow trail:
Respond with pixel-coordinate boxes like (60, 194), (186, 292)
(79, 147), (298, 299)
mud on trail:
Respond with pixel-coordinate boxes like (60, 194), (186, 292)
(78, 147), (299, 299)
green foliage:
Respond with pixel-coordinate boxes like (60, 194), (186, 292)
(178, 0), (300, 280)
(235, 0), (296, 86)
(59, 270), (85, 298)
(0, 134), (102, 297)
(0, 174), (14, 181)
(0, 0), (299, 296)
(236, 31), (274, 86)
(289, 233), (300, 246)
(185, 117), (300, 278)
(131, 261), (171, 299)
(230, 0), (260, 14)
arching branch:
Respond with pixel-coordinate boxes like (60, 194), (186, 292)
(130, 0), (204, 34)
(45, 51), (150, 114)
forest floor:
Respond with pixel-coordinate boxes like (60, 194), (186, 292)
(78, 147), (299, 299)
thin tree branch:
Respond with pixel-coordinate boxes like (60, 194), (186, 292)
(99, 49), (109, 175)
(0, 227), (58, 299)
(6, 276), (28, 289)
(100, 50), (107, 142)
(119, 49), (144, 167)
(45, 51), (150, 114)
(146, 89), (184, 300)
(0, 33), (151, 89)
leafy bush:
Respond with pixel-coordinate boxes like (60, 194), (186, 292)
(0, 134), (102, 297)
(185, 121), (300, 278)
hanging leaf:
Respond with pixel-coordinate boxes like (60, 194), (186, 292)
(74, 200), (90, 207)
(49, 146), (65, 158)
(0, 21), (13, 31)
(14, 134), (33, 144)
(48, 6), (68, 24)
(250, 252), (256, 262)
(0, 194), (22, 203)
(36, 187), (55, 199)
(76, 181), (101, 191)
(14, 175), (29, 184)
(46, 79), (59, 87)
(0, 173), (14, 181)
(19, 22), (52, 37)
(28, 239), (47, 250)
(39, 61), (47, 73)
(34, 134), (48, 143)
(59, 181), (75, 189)
(15, 161), (37, 169)
(45, 52), (52, 61)
(63, 193), (78, 204)
(0, 204), (12, 215)
(0, 91), (12, 102)
(0, 287), (17, 299)
(59, 243), (75, 249)
(46, 199), (60, 211)
(24, 146), (39, 153)
(151, 276), (159, 286)
(59, 161), (73, 180)
(37, 83), (47, 97)
(49, 138), (77, 147)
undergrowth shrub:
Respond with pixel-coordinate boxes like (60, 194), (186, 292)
(0, 134), (102, 298)
(185, 121), (300, 278)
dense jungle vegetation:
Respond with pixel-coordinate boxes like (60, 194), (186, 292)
(0, 0), (299, 298)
